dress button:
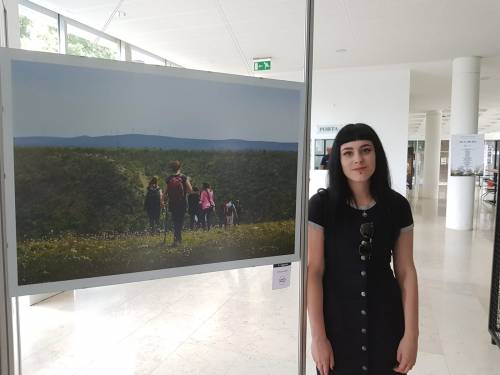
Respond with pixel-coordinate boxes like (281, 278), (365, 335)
(360, 255), (366, 261)
(361, 271), (367, 276)
(362, 345), (367, 351)
(361, 328), (367, 334)
(362, 365), (368, 371)
(361, 291), (366, 297)
(361, 310), (367, 315)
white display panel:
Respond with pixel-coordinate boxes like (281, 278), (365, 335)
(450, 134), (485, 176)
(0, 48), (305, 296)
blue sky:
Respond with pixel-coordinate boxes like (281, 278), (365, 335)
(12, 60), (302, 143)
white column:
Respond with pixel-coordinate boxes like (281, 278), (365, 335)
(446, 57), (481, 230)
(4, 0), (20, 48)
(422, 110), (441, 198)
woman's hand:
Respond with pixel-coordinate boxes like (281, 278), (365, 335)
(311, 336), (334, 375)
(393, 334), (418, 373)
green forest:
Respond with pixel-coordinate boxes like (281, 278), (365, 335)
(14, 147), (298, 284)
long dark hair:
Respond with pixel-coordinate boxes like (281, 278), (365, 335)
(326, 123), (391, 222)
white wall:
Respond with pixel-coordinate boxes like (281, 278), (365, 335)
(271, 67), (411, 196)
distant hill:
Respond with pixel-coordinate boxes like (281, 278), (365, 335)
(14, 134), (298, 152)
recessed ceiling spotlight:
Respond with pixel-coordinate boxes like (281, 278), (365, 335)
(336, 48), (347, 53)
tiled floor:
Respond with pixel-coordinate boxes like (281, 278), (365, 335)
(17, 191), (500, 374)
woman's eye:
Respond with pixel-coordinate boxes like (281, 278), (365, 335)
(343, 151), (352, 157)
(362, 148), (372, 154)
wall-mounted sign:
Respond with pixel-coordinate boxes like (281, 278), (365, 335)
(317, 125), (339, 134)
(450, 134), (484, 176)
(253, 58), (271, 71)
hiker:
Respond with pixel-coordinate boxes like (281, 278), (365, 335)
(234, 200), (242, 225)
(217, 202), (226, 228)
(199, 182), (215, 230)
(164, 160), (192, 246)
(224, 200), (237, 227)
(144, 176), (162, 233)
(188, 186), (201, 230)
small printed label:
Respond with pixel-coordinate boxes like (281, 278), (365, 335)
(272, 262), (291, 290)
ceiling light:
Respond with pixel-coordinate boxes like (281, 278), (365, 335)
(336, 49), (347, 53)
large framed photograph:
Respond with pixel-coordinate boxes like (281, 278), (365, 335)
(0, 49), (305, 296)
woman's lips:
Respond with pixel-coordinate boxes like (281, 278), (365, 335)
(353, 167), (366, 172)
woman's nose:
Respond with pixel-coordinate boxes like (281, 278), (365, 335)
(353, 152), (363, 163)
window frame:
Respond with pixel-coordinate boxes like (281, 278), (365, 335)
(314, 138), (334, 170)
(19, 0), (180, 67)
(19, 0), (60, 53)
(65, 18), (121, 60)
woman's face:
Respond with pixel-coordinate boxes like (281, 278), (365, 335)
(339, 140), (376, 183)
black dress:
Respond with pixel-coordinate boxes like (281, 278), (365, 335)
(309, 189), (413, 375)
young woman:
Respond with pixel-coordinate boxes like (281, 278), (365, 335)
(199, 182), (215, 230)
(144, 176), (162, 233)
(308, 123), (418, 375)
(165, 160), (192, 246)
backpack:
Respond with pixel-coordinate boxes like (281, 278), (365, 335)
(188, 192), (200, 213)
(145, 186), (161, 210)
(166, 175), (186, 205)
(225, 202), (234, 216)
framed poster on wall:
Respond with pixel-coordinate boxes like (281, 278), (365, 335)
(450, 134), (484, 176)
(0, 49), (306, 296)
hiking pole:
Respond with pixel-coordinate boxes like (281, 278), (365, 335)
(162, 207), (168, 246)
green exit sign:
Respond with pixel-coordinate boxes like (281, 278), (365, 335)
(254, 59), (271, 71)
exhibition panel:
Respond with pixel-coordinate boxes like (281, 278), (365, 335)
(0, 49), (306, 297)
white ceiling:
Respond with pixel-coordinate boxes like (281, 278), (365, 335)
(30, 0), (500, 139)
(407, 56), (500, 139)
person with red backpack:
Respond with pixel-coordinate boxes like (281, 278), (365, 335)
(164, 160), (192, 246)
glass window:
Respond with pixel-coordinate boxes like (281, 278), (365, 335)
(19, 4), (59, 53)
(314, 139), (324, 155)
(314, 139), (334, 169)
(315, 155), (324, 169)
(131, 48), (165, 66)
(67, 23), (119, 60)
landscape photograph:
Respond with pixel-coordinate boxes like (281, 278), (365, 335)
(10, 57), (303, 286)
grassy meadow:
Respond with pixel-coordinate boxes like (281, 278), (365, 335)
(14, 147), (298, 285)
(17, 220), (294, 285)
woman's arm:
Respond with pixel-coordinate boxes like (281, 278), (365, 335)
(307, 223), (334, 375)
(393, 229), (419, 373)
(184, 177), (193, 194)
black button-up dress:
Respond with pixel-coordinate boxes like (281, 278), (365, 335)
(309, 190), (413, 375)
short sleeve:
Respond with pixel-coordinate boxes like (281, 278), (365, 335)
(308, 193), (326, 230)
(395, 192), (413, 232)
